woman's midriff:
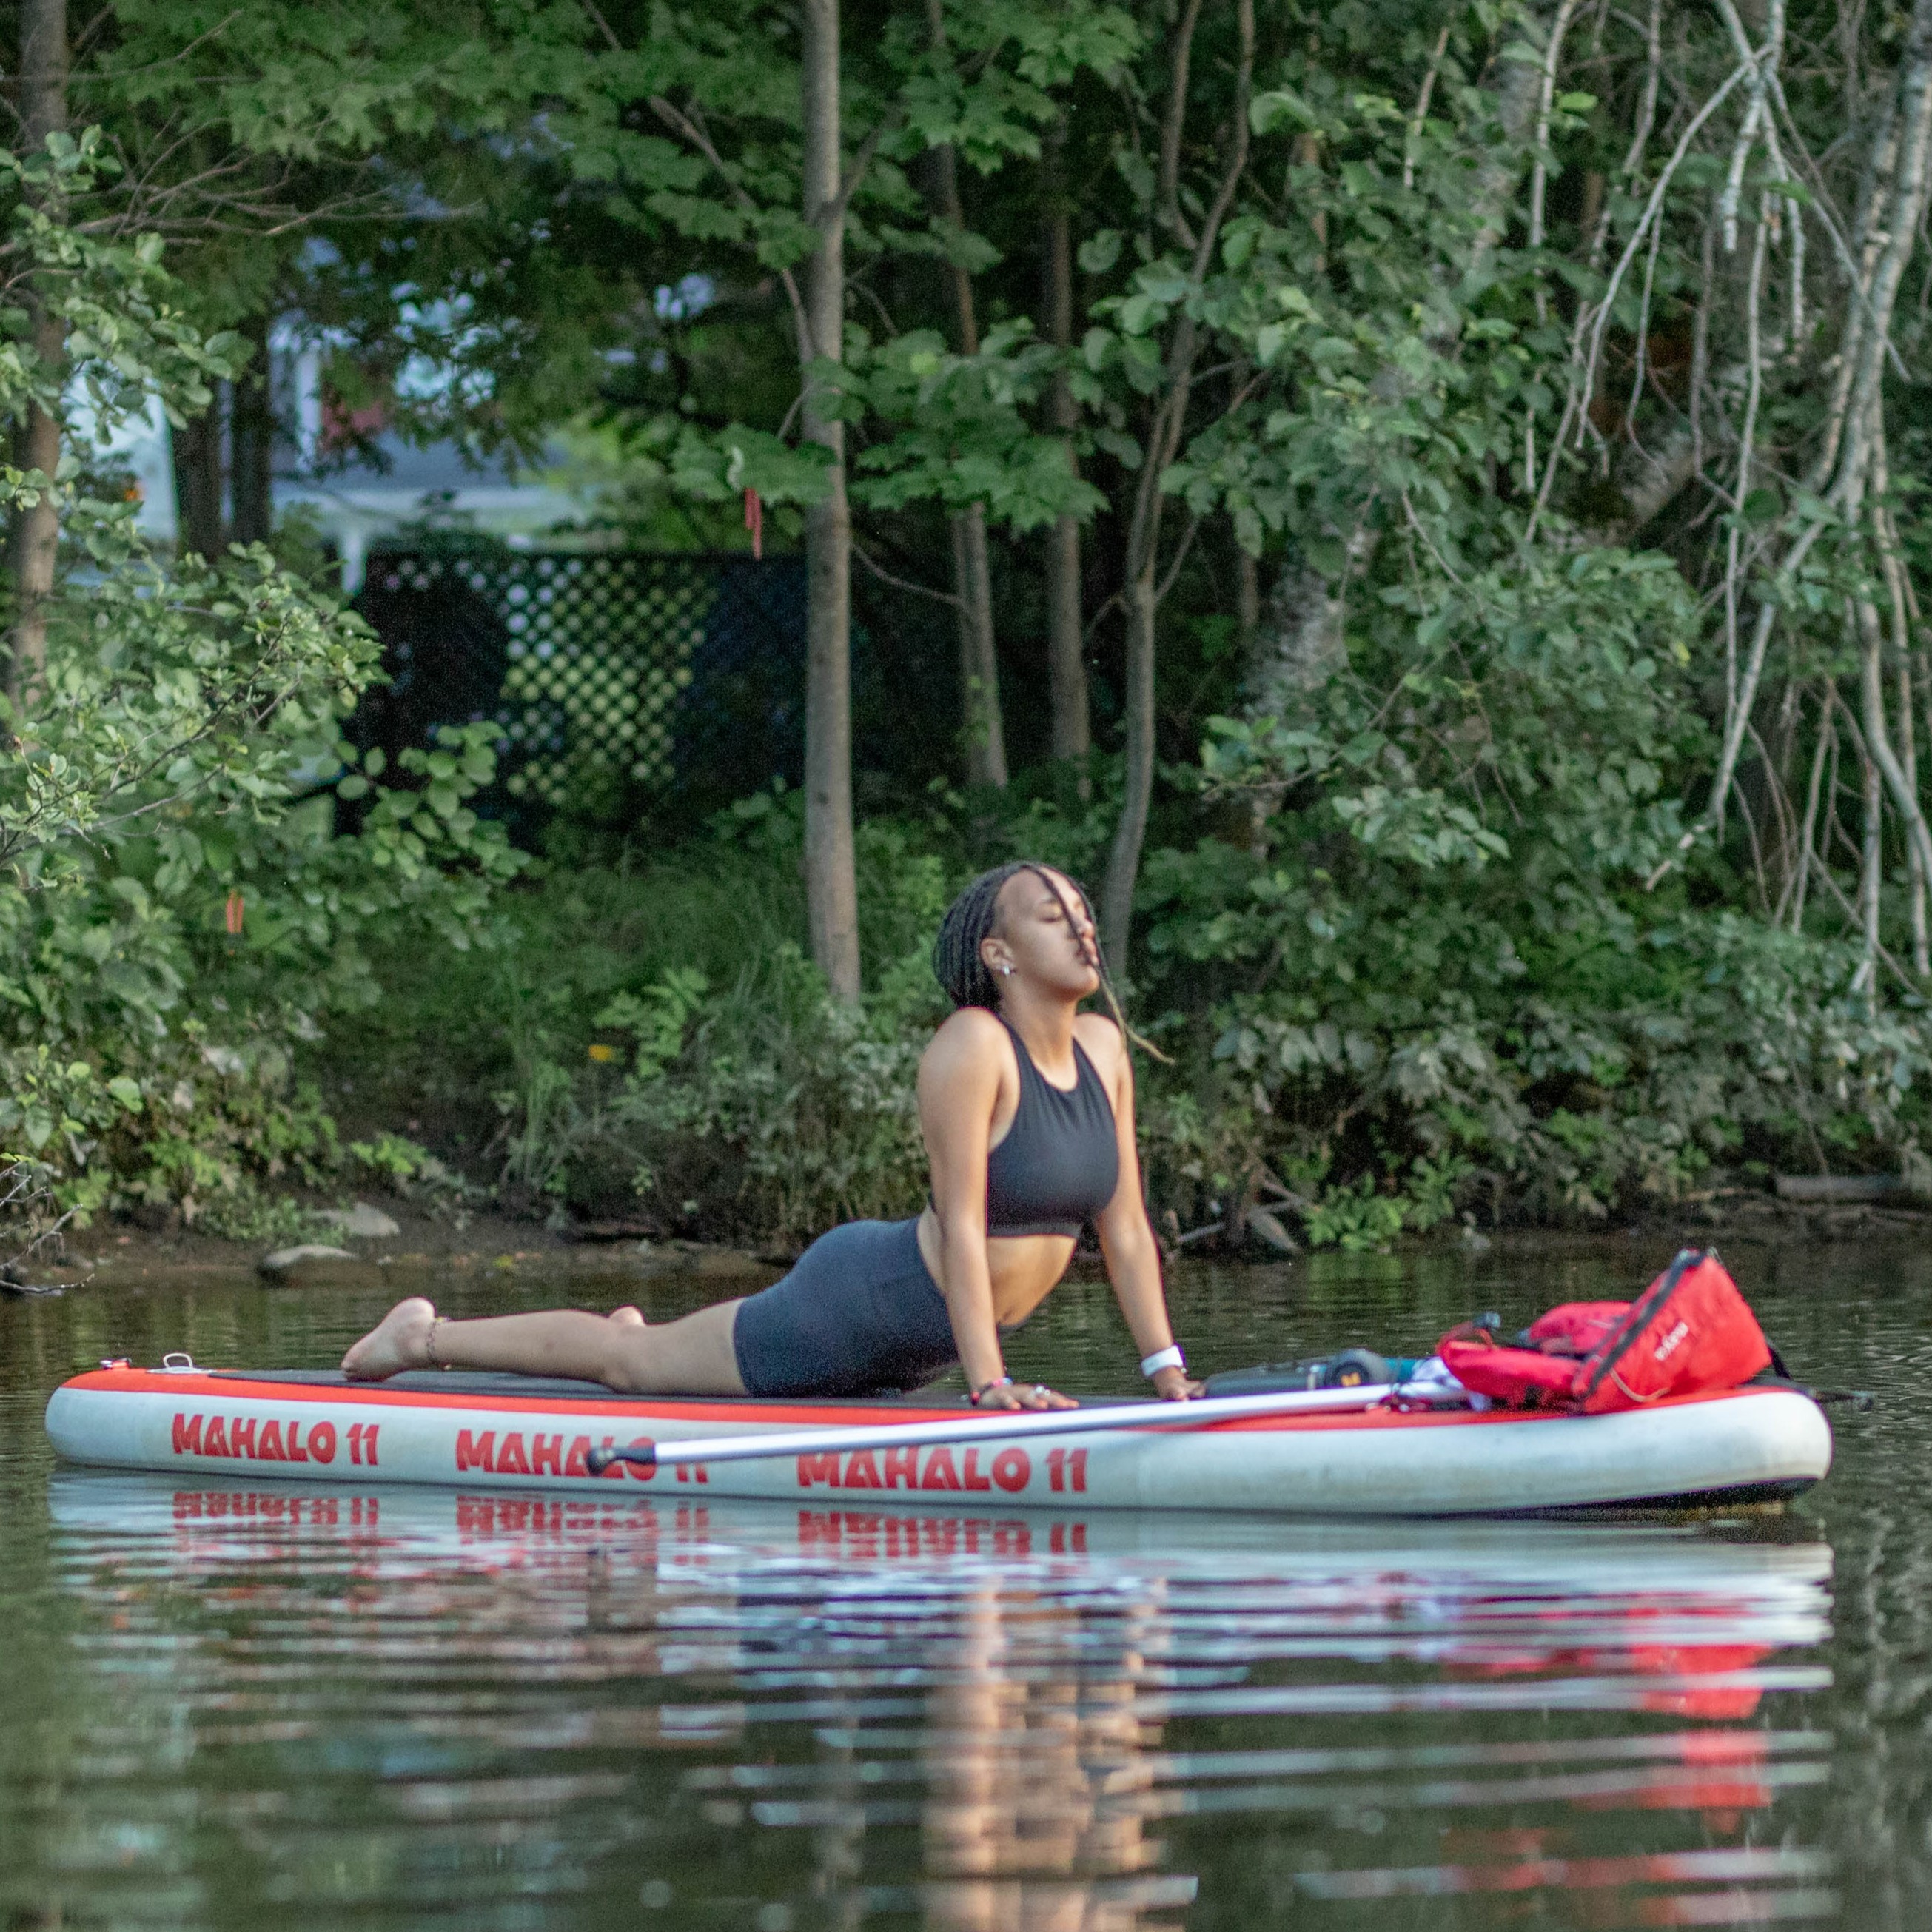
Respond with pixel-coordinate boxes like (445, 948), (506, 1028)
(916, 1206), (1076, 1329)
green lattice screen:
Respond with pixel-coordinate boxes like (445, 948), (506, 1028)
(372, 551), (719, 805)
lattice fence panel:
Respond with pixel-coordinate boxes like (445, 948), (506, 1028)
(365, 551), (717, 806)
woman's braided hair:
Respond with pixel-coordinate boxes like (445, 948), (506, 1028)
(930, 860), (1167, 1058)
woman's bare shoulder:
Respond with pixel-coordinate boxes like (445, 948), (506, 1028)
(920, 1005), (1010, 1078)
(1073, 1008), (1126, 1060)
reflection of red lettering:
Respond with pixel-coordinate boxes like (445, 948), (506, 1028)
(962, 1448), (991, 1492)
(883, 1446), (917, 1489)
(456, 1429), (496, 1472)
(531, 1434), (563, 1477)
(991, 1447), (1030, 1492)
(171, 1413), (204, 1455)
(1048, 1522), (1088, 1554)
(797, 1452), (839, 1489)
(495, 1432), (531, 1475)
(920, 1446), (961, 1490)
(307, 1423), (338, 1464)
(993, 1522), (1030, 1557)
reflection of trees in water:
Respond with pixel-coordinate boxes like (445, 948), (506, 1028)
(916, 1580), (1194, 1932)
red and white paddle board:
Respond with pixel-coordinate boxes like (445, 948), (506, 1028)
(44, 1363), (1832, 1516)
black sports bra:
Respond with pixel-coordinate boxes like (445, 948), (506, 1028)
(982, 1017), (1119, 1238)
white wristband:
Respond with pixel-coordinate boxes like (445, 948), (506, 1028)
(1141, 1344), (1184, 1379)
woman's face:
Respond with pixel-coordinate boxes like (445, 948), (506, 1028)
(983, 869), (1101, 999)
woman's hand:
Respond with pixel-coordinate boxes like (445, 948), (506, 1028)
(973, 1380), (1079, 1412)
(1151, 1364), (1205, 1401)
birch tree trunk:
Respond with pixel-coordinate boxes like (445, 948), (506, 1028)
(7, 0), (67, 708)
(801, 0), (859, 1002)
(1043, 135), (1088, 784)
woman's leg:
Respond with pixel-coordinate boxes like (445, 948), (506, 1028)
(341, 1295), (748, 1395)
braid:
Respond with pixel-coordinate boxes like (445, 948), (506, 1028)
(931, 862), (1029, 1010)
(931, 859), (1171, 1063)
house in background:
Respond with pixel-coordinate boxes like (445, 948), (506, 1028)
(100, 330), (584, 591)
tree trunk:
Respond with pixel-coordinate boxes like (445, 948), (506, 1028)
(7, 0), (68, 710)
(950, 506), (1004, 786)
(1099, 0), (1253, 976)
(229, 315), (275, 546)
(1101, 572), (1158, 969)
(170, 404), (225, 560)
(925, 0), (1004, 788)
(1042, 142), (1088, 782)
(1237, 549), (1259, 645)
(800, 0), (859, 1002)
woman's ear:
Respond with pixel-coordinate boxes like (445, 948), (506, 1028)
(980, 934), (1013, 979)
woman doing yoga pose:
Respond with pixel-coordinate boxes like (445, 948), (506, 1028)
(342, 862), (1201, 1411)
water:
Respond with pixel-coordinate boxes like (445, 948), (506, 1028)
(1, 1232), (1927, 1931)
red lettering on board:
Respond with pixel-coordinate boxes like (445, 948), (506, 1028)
(844, 1450), (881, 1489)
(306, 1423), (337, 1465)
(202, 1417), (229, 1458)
(962, 1448), (992, 1492)
(494, 1432), (530, 1475)
(257, 1421), (288, 1462)
(531, 1434), (563, 1477)
(991, 1447), (1030, 1493)
(456, 1429), (496, 1473)
(797, 1451), (840, 1489)
(171, 1412), (204, 1455)
(228, 1417), (257, 1459)
(883, 1446), (917, 1489)
(920, 1446), (962, 1490)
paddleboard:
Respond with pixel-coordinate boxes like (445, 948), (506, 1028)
(44, 1362), (1833, 1516)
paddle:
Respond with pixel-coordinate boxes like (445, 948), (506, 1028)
(583, 1383), (1403, 1475)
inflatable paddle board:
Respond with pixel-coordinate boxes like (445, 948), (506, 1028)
(44, 1361), (1832, 1516)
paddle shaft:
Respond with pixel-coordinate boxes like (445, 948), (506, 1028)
(583, 1383), (1399, 1474)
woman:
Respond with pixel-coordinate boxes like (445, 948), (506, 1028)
(342, 862), (1201, 1411)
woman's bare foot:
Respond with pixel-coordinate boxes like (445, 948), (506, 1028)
(342, 1298), (438, 1380)
(609, 1305), (645, 1328)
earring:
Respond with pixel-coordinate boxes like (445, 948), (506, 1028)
(1001, 965), (1013, 976)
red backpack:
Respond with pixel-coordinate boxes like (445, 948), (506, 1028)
(1438, 1251), (1774, 1414)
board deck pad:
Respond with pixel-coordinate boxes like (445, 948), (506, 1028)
(205, 1368), (1148, 1410)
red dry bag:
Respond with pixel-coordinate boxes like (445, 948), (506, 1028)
(1437, 1251), (1772, 1413)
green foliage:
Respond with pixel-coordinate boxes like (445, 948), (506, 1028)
(0, 158), (521, 1229)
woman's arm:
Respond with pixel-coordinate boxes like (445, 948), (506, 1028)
(917, 1013), (1070, 1409)
(1084, 1016), (1204, 1401)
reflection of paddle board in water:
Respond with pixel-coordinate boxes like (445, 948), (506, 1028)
(46, 1469), (1834, 1703)
(45, 1359), (1832, 1515)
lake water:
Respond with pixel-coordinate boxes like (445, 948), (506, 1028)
(1, 1232), (1926, 1931)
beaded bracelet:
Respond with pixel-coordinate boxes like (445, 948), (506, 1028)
(968, 1375), (1015, 1406)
